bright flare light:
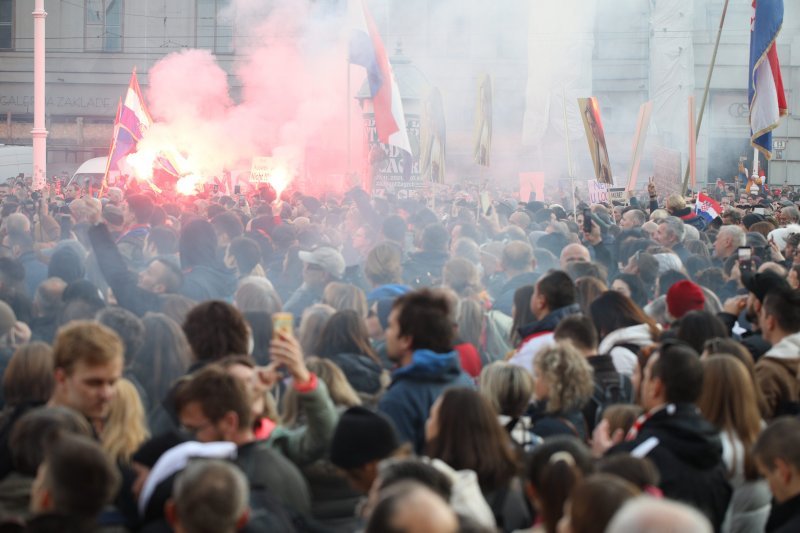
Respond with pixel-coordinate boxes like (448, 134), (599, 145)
(269, 165), (292, 197)
(176, 174), (203, 196)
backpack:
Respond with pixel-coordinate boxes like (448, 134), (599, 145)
(588, 372), (633, 430)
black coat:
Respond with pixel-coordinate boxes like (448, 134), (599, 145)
(766, 492), (800, 533)
(609, 403), (732, 530)
(323, 353), (384, 395)
(402, 250), (449, 288)
(491, 272), (539, 317)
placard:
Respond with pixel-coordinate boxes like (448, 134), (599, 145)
(588, 180), (609, 204)
(250, 156), (271, 183)
(652, 147), (682, 198)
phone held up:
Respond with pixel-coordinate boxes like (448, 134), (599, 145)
(738, 247), (753, 274)
(583, 209), (593, 234)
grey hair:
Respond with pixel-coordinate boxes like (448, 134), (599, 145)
(173, 459), (249, 533)
(659, 216), (685, 243)
(718, 225), (746, 247)
(606, 496), (712, 533)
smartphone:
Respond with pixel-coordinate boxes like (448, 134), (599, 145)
(212, 184), (219, 194)
(239, 196), (246, 208)
(234, 185), (241, 195)
(272, 312), (293, 339)
(738, 247), (753, 273)
(583, 209), (593, 233)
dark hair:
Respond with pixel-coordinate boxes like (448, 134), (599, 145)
(657, 269), (689, 297)
(211, 211), (245, 241)
(149, 257), (183, 294)
(132, 313), (192, 406)
(182, 301), (249, 362)
(393, 289), (454, 353)
(427, 388), (519, 492)
(40, 433), (121, 519)
(566, 262), (607, 284)
(575, 276), (607, 316)
(674, 311), (729, 354)
(126, 194), (154, 224)
(554, 315), (599, 352)
(420, 224), (449, 253)
(47, 247), (85, 284)
(588, 291), (659, 340)
(175, 365), (253, 430)
(596, 455), (660, 490)
(651, 342), (703, 404)
(754, 417), (800, 471)
(694, 267), (727, 298)
(510, 285), (536, 347)
(316, 310), (380, 364)
(536, 270), (576, 311)
(377, 458), (452, 501)
(567, 474), (639, 533)
(382, 215), (407, 243)
(526, 436), (594, 533)
(227, 236), (262, 276)
(684, 255), (712, 278)
(96, 306), (145, 362)
(610, 273), (647, 308)
(9, 406), (92, 476)
(3, 342), (54, 407)
(180, 219), (219, 270)
(762, 289), (800, 334)
(147, 225), (179, 256)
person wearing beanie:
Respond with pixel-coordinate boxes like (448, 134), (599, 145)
(666, 280), (705, 320)
(329, 406), (404, 494)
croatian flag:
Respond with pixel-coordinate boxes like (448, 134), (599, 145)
(348, 0), (411, 154)
(695, 193), (723, 223)
(107, 69), (152, 172)
(749, 0), (787, 159)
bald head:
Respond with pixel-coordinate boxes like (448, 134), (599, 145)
(502, 241), (534, 274)
(366, 482), (458, 533)
(560, 243), (591, 270)
(607, 497), (712, 533)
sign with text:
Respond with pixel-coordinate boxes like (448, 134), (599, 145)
(579, 97), (613, 185)
(366, 116), (422, 198)
(653, 147), (682, 199)
(588, 180), (609, 204)
(609, 187), (627, 202)
(250, 157), (272, 183)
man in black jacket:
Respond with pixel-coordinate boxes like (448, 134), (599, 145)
(607, 341), (731, 530)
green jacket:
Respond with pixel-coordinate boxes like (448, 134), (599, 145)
(266, 378), (339, 467)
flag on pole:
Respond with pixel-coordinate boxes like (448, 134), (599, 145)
(695, 193), (723, 223)
(749, 0), (787, 159)
(348, 0), (411, 154)
(106, 69), (152, 175)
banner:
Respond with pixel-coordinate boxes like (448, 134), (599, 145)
(250, 157), (272, 183)
(420, 87), (446, 183)
(588, 180), (609, 204)
(626, 101), (653, 191)
(473, 74), (493, 167)
(365, 115), (422, 199)
(608, 187), (627, 203)
(578, 97), (613, 185)
(653, 146), (682, 198)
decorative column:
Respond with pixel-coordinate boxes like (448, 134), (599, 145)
(32, 0), (47, 190)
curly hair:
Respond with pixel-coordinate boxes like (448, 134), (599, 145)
(535, 342), (594, 413)
(182, 301), (249, 362)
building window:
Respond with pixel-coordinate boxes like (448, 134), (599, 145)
(86, 0), (123, 52)
(0, 0), (13, 50)
(197, 0), (234, 54)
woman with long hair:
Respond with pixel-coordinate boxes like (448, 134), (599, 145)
(132, 313), (192, 416)
(589, 291), (661, 376)
(102, 378), (150, 465)
(282, 357), (361, 426)
(697, 355), (770, 533)
(315, 310), (387, 398)
(509, 285), (536, 349)
(702, 337), (769, 418)
(322, 282), (368, 320)
(479, 362), (537, 451)
(425, 387), (530, 532)
(674, 310), (729, 355)
(531, 342), (594, 442)
(575, 276), (607, 316)
(298, 303), (335, 356)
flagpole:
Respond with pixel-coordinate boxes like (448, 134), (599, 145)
(562, 88), (576, 218)
(346, 61), (352, 176)
(681, 0), (730, 196)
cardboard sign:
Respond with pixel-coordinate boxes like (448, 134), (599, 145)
(588, 180), (609, 204)
(579, 97), (613, 185)
(250, 157), (271, 184)
(519, 172), (545, 203)
(609, 187), (627, 203)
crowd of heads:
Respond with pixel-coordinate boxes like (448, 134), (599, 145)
(0, 174), (796, 531)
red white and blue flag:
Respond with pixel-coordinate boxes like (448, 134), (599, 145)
(105, 68), (152, 179)
(749, 0), (787, 159)
(695, 193), (723, 223)
(348, 0), (411, 154)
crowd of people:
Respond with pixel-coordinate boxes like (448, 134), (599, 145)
(0, 172), (797, 532)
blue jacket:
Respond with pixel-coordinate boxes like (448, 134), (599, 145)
(378, 349), (473, 454)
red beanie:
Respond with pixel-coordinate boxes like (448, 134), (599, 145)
(666, 280), (705, 319)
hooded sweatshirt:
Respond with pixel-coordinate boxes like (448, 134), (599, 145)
(610, 403), (732, 530)
(755, 331), (800, 419)
(510, 304), (581, 374)
(378, 349), (473, 454)
(597, 323), (658, 376)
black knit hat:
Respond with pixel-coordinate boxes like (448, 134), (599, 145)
(329, 407), (399, 469)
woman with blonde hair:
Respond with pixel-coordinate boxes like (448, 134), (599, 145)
(531, 342), (594, 442)
(322, 282), (368, 319)
(479, 362), (537, 451)
(697, 355), (770, 533)
(102, 378), (149, 465)
(282, 357), (361, 426)
(298, 303), (335, 356)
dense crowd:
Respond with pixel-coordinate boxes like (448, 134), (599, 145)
(0, 173), (796, 532)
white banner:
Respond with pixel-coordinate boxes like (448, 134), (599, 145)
(588, 179), (609, 204)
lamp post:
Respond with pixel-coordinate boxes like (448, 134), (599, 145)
(32, 0), (48, 191)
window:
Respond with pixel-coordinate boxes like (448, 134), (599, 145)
(86, 0), (123, 52)
(197, 0), (234, 54)
(0, 0), (13, 50)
